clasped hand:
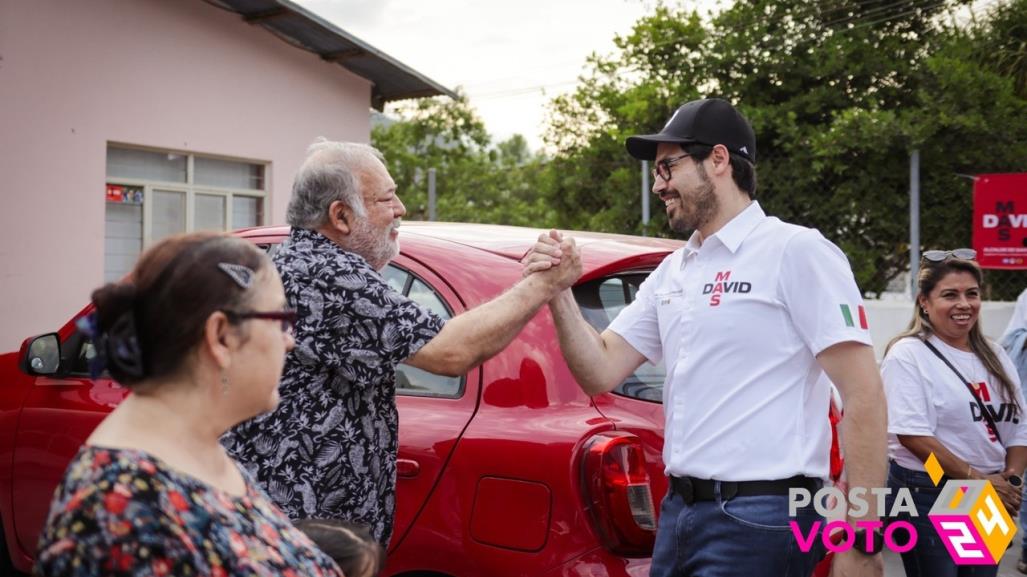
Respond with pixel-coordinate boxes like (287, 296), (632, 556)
(521, 229), (582, 293)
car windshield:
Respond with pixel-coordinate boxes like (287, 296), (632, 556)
(572, 273), (665, 402)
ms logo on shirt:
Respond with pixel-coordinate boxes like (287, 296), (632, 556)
(968, 382), (1020, 442)
(702, 270), (752, 306)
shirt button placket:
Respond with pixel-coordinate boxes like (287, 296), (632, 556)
(682, 259), (701, 351)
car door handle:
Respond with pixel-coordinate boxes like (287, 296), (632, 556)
(397, 459), (420, 478)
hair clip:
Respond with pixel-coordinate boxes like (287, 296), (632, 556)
(75, 310), (145, 380)
(218, 262), (255, 289)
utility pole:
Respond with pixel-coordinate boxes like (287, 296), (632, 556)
(909, 149), (920, 297)
(428, 167), (437, 222)
(642, 160), (650, 236)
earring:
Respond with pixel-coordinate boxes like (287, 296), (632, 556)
(220, 373), (229, 395)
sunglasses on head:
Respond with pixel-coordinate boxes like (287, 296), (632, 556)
(921, 248), (976, 263)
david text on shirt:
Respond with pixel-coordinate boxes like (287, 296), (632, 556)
(701, 270), (751, 306)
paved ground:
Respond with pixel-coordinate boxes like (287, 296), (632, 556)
(883, 532), (1025, 576)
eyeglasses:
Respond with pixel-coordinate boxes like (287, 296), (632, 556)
(224, 309), (298, 334)
(922, 248), (977, 263)
(652, 153), (692, 182)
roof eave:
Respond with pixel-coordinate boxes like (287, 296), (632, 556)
(277, 0), (457, 102)
(211, 0), (456, 108)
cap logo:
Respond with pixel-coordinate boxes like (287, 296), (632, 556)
(740, 146), (749, 155)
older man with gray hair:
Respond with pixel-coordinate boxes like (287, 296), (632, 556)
(223, 140), (581, 546)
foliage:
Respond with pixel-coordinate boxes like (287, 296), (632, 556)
(373, 1), (1027, 298)
(542, 0), (1027, 297)
(371, 93), (556, 228)
(968, 0), (1027, 99)
(914, 0), (1027, 299)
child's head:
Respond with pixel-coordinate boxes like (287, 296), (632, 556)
(294, 519), (384, 577)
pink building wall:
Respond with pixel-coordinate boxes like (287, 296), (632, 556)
(0, 0), (372, 351)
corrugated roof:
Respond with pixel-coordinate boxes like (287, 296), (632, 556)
(208, 0), (456, 109)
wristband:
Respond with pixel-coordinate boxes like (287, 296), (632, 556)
(854, 528), (885, 555)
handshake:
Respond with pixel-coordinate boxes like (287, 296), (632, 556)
(520, 229), (583, 295)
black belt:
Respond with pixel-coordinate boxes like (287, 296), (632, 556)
(669, 475), (822, 505)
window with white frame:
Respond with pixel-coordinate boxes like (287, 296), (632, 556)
(104, 145), (268, 281)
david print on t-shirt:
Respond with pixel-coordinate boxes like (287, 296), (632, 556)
(968, 380), (1019, 442)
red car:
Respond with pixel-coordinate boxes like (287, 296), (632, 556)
(1, 223), (842, 576)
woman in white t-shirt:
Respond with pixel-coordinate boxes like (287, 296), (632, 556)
(883, 250), (1027, 577)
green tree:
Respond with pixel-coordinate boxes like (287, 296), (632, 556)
(542, 0), (1027, 296)
(372, 93), (556, 227)
(911, 0), (1027, 299)
(970, 0), (1027, 99)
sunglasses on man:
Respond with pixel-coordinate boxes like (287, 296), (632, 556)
(651, 153), (692, 182)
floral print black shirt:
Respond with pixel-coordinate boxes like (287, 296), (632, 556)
(222, 227), (445, 545)
(34, 446), (342, 577)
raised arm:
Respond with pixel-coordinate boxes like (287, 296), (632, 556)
(405, 236), (582, 376)
(547, 289), (648, 396)
(521, 230), (647, 395)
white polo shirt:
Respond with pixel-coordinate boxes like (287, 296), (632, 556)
(609, 202), (872, 481)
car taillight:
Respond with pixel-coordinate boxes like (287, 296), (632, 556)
(580, 431), (656, 556)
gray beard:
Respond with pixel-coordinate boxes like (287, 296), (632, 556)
(346, 223), (398, 271)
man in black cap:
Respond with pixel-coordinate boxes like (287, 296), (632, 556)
(524, 98), (887, 576)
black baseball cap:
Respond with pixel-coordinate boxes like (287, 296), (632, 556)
(625, 98), (756, 163)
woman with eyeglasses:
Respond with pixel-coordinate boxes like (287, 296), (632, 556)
(34, 233), (343, 577)
(883, 249), (1027, 577)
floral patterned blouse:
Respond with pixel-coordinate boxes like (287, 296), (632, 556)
(34, 446), (344, 577)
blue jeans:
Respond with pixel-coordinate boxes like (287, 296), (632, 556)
(650, 482), (823, 577)
(886, 461), (999, 577)
(1021, 485), (1027, 560)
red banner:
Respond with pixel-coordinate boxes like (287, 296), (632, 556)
(105, 184), (124, 202)
(972, 173), (1027, 269)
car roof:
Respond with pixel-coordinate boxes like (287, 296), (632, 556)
(237, 221), (682, 271)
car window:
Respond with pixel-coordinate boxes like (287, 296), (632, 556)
(60, 324), (98, 378)
(261, 242), (461, 396)
(260, 242), (280, 260)
(407, 278), (449, 314)
(381, 266), (462, 397)
(382, 265), (408, 294)
(572, 274), (664, 402)
(73, 340), (98, 375)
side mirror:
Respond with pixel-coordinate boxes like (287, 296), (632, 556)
(20, 333), (62, 376)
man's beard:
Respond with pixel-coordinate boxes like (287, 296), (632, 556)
(668, 163), (718, 234)
(349, 218), (400, 271)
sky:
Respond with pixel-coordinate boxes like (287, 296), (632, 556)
(293, 0), (719, 151)
(292, 0), (992, 152)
